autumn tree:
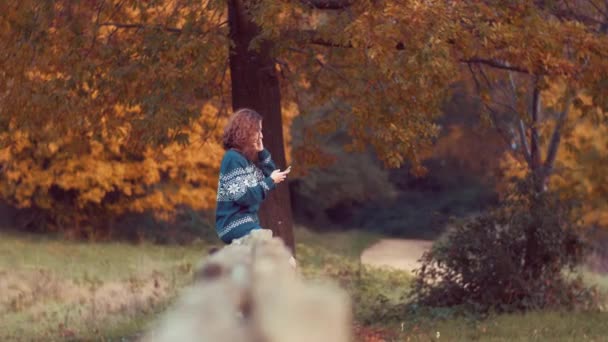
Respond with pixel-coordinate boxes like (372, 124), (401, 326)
(0, 0), (459, 246)
(454, 2), (608, 268)
(457, 1), (608, 193)
(0, 0), (231, 236)
(227, 0), (294, 249)
(1, 0), (606, 247)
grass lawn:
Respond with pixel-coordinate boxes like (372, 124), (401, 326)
(1, 226), (607, 341)
(0, 230), (215, 341)
(372, 310), (608, 342)
(296, 227), (608, 342)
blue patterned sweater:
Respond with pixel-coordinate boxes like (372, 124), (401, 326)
(215, 148), (277, 243)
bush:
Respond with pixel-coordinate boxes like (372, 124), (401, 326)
(409, 185), (598, 312)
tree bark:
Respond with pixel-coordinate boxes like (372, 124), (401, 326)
(544, 94), (573, 174)
(529, 84), (545, 193)
(227, 0), (295, 253)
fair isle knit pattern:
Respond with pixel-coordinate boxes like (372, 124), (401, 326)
(215, 149), (277, 242)
(217, 215), (256, 237)
(216, 165), (265, 202)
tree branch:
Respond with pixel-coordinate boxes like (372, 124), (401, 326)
(100, 22), (182, 33)
(518, 119), (532, 166)
(100, 20), (228, 36)
(544, 93), (574, 173)
(551, 1), (607, 27)
(463, 58), (531, 74)
(507, 70), (532, 167)
(477, 64), (495, 90)
(530, 82), (542, 169)
(586, 0), (608, 17)
(303, 28), (539, 75)
(84, 1), (105, 58)
(309, 37), (354, 48)
(301, 0), (354, 9)
(467, 63), (517, 155)
(309, 35), (534, 74)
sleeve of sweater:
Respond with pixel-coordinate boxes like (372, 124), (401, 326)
(256, 149), (277, 177)
(218, 153), (276, 207)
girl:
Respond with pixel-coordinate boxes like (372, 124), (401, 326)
(215, 108), (291, 244)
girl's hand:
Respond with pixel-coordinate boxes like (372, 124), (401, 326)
(270, 167), (291, 184)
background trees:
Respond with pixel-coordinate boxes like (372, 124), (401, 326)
(0, 0), (606, 248)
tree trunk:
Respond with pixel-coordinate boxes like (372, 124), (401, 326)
(227, 0), (295, 253)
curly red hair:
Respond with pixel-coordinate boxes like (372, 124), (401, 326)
(222, 108), (262, 162)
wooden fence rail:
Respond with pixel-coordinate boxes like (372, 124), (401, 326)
(142, 229), (352, 342)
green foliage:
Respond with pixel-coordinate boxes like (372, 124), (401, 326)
(349, 179), (494, 238)
(289, 111), (398, 226)
(410, 184), (598, 312)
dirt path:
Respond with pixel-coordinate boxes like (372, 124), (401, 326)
(360, 239), (433, 273)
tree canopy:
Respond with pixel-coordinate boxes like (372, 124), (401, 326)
(0, 0), (606, 233)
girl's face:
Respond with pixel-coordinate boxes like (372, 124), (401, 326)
(256, 121), (263, 142)
(253, 120), (263, 150)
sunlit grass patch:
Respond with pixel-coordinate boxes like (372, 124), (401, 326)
(0, 231), (207, 341)
(294, 225), (381, 260)
(295, 227), (412, 323)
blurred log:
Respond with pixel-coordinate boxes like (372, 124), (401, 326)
(142, 229), (351, 342)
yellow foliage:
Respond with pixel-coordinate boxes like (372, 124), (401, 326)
(552, 120), (608, 227)
(499, 115), (608, 228)
(0, 104), (225, 226)
(282, 101), (299, 166)
(1, 0), (606, 232)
